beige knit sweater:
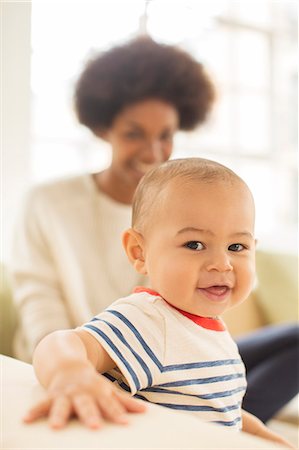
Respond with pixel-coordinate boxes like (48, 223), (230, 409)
(9, 174), (146, 362)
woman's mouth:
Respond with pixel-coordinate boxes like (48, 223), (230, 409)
(197, 285), (231, 302)
(132, 162), (159, 176)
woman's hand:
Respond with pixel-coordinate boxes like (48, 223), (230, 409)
(266, 432), (297, 450)
(23, 362), (146, 429)
(242, 409), (296, 449)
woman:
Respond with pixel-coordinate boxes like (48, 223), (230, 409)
(10, 36), (298, 424)
(11, 37), (215, 361)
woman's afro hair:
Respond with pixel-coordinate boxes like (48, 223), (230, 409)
(74, 36), (215, 133)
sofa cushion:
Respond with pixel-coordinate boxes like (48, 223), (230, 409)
(255, 251), (298, 324)
(223, 292), (265, 337)
(0, 264), (17, 357)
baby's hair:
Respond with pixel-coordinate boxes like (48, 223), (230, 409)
(74, 36), (215, 133)
(132, 158), (250, 232)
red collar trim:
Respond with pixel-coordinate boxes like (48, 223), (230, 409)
(133, 287), (226, 331)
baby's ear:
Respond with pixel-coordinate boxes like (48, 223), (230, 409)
(122, 228), (147, 275)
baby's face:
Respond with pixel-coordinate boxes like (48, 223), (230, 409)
(141, 178), (256, 317)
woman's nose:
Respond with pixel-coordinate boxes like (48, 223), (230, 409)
(205, 252), (233, 272)
(143, 139), (164, 162)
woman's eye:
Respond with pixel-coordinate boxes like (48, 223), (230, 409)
(160, 132), (173, 142)
(184, 241), (204, 251)
(125, 131), (142, 139)
(228, 243), (245, 252)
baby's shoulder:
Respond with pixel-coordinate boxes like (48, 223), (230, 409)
(105, 292), (167, 328)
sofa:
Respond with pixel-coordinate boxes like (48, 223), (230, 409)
(1, 250), (298, 445)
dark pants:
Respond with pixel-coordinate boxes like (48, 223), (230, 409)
(236, 323), (299, 423)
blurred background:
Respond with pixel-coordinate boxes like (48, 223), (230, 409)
(2, 0), (298, 260)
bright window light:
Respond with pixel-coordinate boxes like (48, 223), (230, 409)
(30, 0), (297, 252)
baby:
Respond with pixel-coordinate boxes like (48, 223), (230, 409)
(25, 158), (292, 448)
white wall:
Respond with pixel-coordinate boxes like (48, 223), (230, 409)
(2, 1), (32, 261)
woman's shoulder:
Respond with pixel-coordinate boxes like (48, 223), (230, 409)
(25, 174), (94, 206)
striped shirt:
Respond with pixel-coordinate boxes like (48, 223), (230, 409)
(81, 290), (246, 430)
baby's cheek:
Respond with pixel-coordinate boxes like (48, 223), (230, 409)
(239, 265), (255, 299)
(160, 264), (187, 293)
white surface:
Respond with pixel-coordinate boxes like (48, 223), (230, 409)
(1, 355), (286, 449)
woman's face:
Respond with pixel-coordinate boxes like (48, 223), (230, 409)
(99, 99), (179, 191)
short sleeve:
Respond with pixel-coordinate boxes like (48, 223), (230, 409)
(80, 299), (165, 394)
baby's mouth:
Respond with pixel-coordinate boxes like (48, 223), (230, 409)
(197, 285), (231, 301)
(204, 286), (229, 295)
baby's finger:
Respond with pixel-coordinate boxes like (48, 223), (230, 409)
(48, 396), (72, 429)
(115, 391), (147, 413)
(72, 394), (103, 429)
(23, 398), (52, 422)
(98, 393), (129, 424)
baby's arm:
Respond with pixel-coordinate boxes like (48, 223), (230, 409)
(241, 409), (295, 449)
(23, 329), (146, 429)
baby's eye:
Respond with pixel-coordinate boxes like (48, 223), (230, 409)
(228, 243), (245, 252)
(184, 241), (204, 251)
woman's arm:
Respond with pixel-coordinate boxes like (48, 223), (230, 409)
(10, 190), (72, 359)
(24, 329), (146, 429)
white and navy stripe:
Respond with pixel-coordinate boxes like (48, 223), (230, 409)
(81, 292), (246, 430)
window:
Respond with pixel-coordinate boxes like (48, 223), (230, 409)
(31, 0), (297, 252)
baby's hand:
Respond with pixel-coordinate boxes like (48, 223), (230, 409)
(23, 363), (146, 429)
